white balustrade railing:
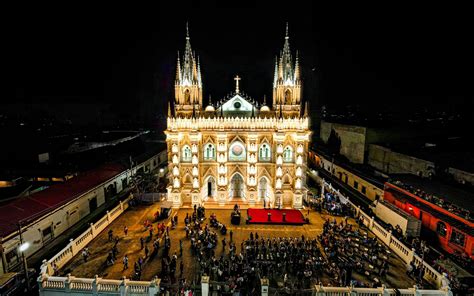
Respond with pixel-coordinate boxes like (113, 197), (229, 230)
(167, 116), (310, 131)
(43, 198), (130, 275)
(38, 274), (160, 296)
(318, 178), (447, 289)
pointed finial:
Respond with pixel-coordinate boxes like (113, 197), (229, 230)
(263, 95), (267, 105)
(208, 94), (212, 105)
(168, 101), (172, 117)
(285, 22), (289, 39)
(186, 22), (190, 40)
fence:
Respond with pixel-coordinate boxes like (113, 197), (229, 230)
(38, 274), (160, 296)
(320, 178), (447, 289)
(40, 196), (131, 277)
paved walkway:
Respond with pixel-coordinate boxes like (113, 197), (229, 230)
(60, 204), (416, 288)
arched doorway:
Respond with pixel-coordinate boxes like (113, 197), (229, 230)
(258, 177), (272, 208)
(229, 174), (245, 199)
(204, 176), (216, 200)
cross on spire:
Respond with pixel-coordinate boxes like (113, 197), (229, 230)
(234, 75), (241, 94)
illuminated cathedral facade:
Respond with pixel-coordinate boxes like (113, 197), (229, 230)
(165, 24), (312, 208)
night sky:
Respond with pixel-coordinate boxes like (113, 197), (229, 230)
(7, 2), (474, 127)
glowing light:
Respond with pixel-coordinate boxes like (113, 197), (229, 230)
(19, 242), (30, 252)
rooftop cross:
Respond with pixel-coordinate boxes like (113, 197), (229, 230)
(234, 75), (241, 94)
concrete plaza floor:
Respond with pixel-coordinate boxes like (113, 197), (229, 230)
(60, 203), (416, 288)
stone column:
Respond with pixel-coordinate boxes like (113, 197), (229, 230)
(69, 238), (77, 257)
(201, 275), (209, 296)
(261, 278), (269, 296)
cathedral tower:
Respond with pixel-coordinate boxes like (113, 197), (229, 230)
(273, 23), (302, 118)
(174, 23), (203, 117)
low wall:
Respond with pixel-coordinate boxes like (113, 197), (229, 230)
(40, 196), (131, 277)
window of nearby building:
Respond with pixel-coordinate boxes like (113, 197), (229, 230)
(353, 181), (359, 189)
(283, 146), (293, 162)
(42, 225), (53, 243)
(259, 144), (271, 161)
(449, 229), (465, 247)
(182, 145), (192, 162)
(204, 143), (215, 160)
(436, 222), (447, 237)
(361, 186), (366, 194)
(6, 249), (18, 264)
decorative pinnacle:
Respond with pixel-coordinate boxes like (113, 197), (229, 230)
(285, 22), (289, 39)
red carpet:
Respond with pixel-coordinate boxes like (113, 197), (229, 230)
(247, 208), (306, 225)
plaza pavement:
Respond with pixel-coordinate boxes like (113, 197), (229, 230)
(60, 202), (416, 288)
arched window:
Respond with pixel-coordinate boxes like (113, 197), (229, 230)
(181, 145), (191, 162)
(259, 143), (271, 161)
(204, 143), (215, 160)
(229, 142), (246, 161)
(436, 222), (447, 237)
(283, 146), (293, 162)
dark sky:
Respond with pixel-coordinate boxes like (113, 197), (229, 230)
(7, 2), (474, 125)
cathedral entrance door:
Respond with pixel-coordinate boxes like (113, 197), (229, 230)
(230, 174), (245, 199)
(206, 177), (216, 199)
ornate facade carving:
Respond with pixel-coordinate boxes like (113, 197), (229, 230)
(165, 24), (312, 208)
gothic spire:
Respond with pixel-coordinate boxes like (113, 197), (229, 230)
(263, 95), (267, 105)
(182, 22), (194, 84)
(273, 56), (278, 87)
(197, 56), (202, 86)
(176, 51), (181, 81)
(281, 23), (293, 83)
(168, 101), (172, 117)
(208, 94), (212, 106)
(295, 50), (300, 81)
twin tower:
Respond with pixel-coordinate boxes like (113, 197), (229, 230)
(171, 23), (306, 119)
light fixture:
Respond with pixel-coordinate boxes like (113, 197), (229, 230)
(19, 242), (30, 252)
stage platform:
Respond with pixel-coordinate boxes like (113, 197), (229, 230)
(247, 208), (307, 225)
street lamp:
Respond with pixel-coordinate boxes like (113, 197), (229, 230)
(17, 222), (30, 292)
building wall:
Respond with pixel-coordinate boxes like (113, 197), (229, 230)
(368, 144), (435, 177)
(0, 151), (166, 274)
(448, 167), (474, 186)
(310, 151), (384, 202)
(320, 121), (367, 164)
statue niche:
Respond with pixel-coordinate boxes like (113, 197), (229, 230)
(284, 89), (292, 104)
(184, 89), (191, 104)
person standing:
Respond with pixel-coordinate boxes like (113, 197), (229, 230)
(108, 229), (114, 242)
(229, 229), (233, 242)
(124, 226), (128, 236)
(123, 254), (129, 270)
(140, 237), (145, 249)
(145, 245), (149, 258)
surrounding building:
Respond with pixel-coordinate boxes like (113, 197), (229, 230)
(0, 150), (167, 276)
(165, 25), (312, 208)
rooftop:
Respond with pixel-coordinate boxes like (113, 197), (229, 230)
(0, 163), (124, 238)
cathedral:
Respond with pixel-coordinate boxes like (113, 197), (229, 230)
(165, 24), (312, 209)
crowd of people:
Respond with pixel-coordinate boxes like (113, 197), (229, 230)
(319, 217), (394, 288)
(392, 179), (472, 221)
(309, 189), (353, 217)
